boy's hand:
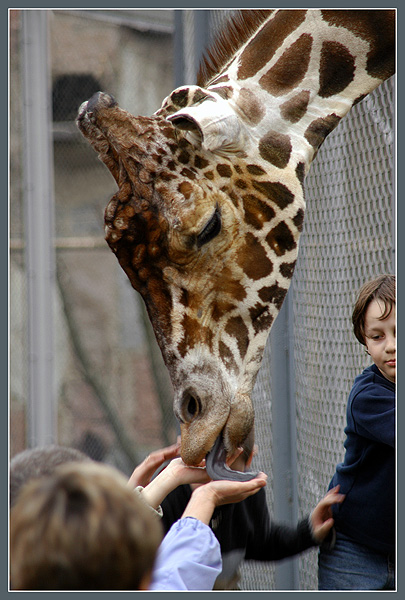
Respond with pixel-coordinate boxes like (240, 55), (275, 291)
(128, 440), (181, 489)
(159, 457), (210, 487)
(181, 472), (268, 525)
(310, 485), (345, 543)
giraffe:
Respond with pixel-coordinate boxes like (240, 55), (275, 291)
(77, 9), (395, 478)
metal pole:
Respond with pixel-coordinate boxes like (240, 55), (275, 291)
(193, 10), (209, 78)
(174, 10), (185, 88)
(270, 290), (300, 589)
(22, 10), (57, 447)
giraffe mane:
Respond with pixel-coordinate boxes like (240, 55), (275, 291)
(197, 10), (273, 87)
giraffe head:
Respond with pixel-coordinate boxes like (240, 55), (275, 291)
(77, 88), (304, 467)
(77, 9), (394, 470)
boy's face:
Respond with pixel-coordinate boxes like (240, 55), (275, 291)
(364, 299), (396, 383)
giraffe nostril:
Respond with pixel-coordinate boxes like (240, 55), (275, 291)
(182, 391), (202, 422)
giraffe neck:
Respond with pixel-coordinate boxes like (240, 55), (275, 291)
(199, 10), (394, 176)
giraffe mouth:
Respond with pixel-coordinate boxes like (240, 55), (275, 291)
(205, 433), (258, 482)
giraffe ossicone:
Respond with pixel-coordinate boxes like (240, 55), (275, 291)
(77, 10), (395, 478)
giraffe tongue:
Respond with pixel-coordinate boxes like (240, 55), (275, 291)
(205, 434), (259, 482)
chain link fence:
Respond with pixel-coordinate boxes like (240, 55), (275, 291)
(9, 10), (394, 590)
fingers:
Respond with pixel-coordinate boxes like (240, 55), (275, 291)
(210, 472), (267, 505)
(317, 486), (345, 509)
(314, 518), (335, 541)
(128, 441), (181, 488)
(149, 441), (181, 466)
(322, 491), (345, 507)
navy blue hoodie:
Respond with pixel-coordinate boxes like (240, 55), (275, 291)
(329, 364), (395, 554)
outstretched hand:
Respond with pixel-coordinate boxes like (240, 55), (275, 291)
(201, 472), (268, 506)
(127, 440), (181, 489)
(310, 485), (345, 543)
(181, 472), (268, 525)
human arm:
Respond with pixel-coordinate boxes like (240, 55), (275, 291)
(309, 485), (345, 543)
(149, 473), (267, 591)
(140, 458), (210, 510)
(244, 486), (344, 561)
(127, 440), (181, 488)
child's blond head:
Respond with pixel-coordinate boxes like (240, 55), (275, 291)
(10, 461), (162, 590)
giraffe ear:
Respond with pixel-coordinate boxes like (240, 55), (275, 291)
(167, 98), (247, 157)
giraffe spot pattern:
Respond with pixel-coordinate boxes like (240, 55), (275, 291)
(259, 131), (292, 168)
(170, 89), (190, 107)
(321, 10), (395, 81)
(225, 316), (249, 359)
(191, 88), (211, 104)
(304, 114), (341, 150)
(295, 162), (306, 186)
(246, 164), (266, 176)
(177, 314), (213, 358)
(219, 341), (238, 373)
(249, 303), (274, 334)
(194, 155), (209, 169)
(178, 150), (191, 164)
(217, 164), (233, 178)
(237, 10), (307, 80)
(243, 194), (276, 229)
(237, 233), (273, 280)
(257, 283), (287, 310)
(319, 41), (355, 98)
(280, 90), (310, 123)
(293, 208), (305, 232)
(259, 33), (313, 97)
(212, 299), (238, 322)
(236, 178), (248, 189)
(252, 180), (295, 209)
(266, 221), (297, 256)
(237, 87), (266, 126)
(280, 261), (296, 280)
(214, 86), (234, 100)
(180, 168), (196, 180)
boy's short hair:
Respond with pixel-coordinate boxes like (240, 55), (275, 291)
(352, 274), (396, 345)
(10, 461), (163, 590)
(10, 445), (91, 507)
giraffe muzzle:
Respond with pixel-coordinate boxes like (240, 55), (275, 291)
(176, 381), (255, 479)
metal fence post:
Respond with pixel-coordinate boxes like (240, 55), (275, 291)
(22, 10), (57, 447)
(269, 290), (300, 589)
(174, 11), (185, 88)
(193, 10), (210, 76)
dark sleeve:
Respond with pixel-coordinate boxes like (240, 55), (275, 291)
(246, 517), (316, 561)
(244, 491), (316, 561)
(160, 485), (192, 534)
(350, 383), (395, 447)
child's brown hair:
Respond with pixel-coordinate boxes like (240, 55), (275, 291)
(9, 445), (91, 508)
(10, 461), (163, 590)
(352, 274), (396, 345)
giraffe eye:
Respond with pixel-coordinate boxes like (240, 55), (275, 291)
(196, 207), (222, 248)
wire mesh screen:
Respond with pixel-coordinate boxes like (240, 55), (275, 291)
(9, 9), (394, 591)
(292, 77), (395, 589)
